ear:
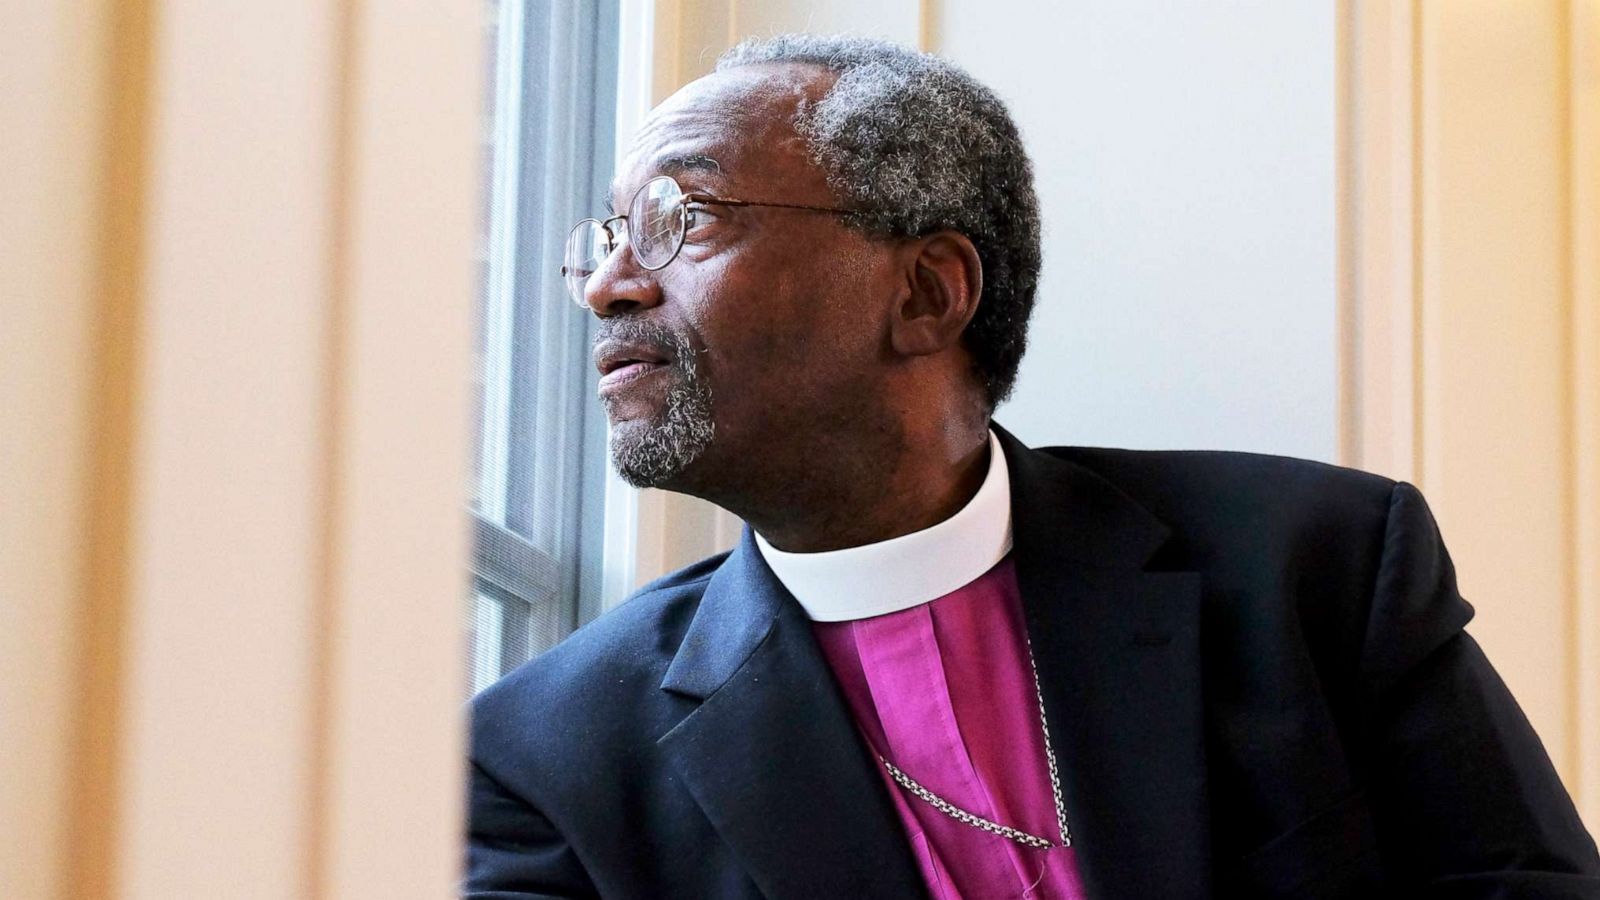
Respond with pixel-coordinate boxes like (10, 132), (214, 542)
(889, 230), (984, 358)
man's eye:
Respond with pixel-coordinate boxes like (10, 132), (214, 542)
(684, 206), (717, 232)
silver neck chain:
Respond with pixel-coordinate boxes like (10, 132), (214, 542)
(876, 638), (1072, 850)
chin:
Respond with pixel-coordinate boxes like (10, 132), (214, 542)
(607, 415), (715, 489)
(602, 354), (717, 489)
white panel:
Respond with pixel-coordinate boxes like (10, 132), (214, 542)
(1573, 0), (1600, 831)
(1347, 0), (1419, 483)
(0, 3), (109, 897)
(938, 1), (1339, 460)
(1417, 0), (1573, 777)
(121, 0), (336, 894)
(317, 0), (478, 894)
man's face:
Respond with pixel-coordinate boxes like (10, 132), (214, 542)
(586, 65), (898, 493)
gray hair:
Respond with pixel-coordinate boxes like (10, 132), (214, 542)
(716, 34), (1042, 408)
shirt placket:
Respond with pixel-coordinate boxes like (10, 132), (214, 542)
(851, 605), (1024, 894)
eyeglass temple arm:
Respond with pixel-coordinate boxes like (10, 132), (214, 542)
(683, 193), (854, 215)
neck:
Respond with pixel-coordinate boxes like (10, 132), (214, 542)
(707, 416), (993, 554)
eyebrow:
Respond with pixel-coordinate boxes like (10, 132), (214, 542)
(659, 154), (724, 177)
(606, 154), (727, 213)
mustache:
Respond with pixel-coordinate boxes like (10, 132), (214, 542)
(593, 317), (694, 364)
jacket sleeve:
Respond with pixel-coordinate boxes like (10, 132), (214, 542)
(1361, 482), (1600, 896)
(464, 759), (599, 900)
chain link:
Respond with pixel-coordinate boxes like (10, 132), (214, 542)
(1026, 637), (1073, 848)
(879, 756), (1056, 849)
(876, 637), (1072, 850)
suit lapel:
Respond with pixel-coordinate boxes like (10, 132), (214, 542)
(657, 533), (928, 900)
(999, 426), (1212, 899)
(656, 426), (1211, 900)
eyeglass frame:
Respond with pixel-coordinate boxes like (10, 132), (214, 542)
(560, 174), (858, 305)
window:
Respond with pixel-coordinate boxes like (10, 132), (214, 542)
(467, 0), (620, 693)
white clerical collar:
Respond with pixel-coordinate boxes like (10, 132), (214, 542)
(754, 430), (1012, 622)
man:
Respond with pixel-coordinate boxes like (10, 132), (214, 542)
(467, 34), (1600, 899)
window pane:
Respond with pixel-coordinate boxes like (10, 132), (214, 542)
(470, 593), (505, 695)
(466, 0), (619, 694)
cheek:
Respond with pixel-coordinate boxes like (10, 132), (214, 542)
(676, 258), (824, 372)
(667, 234), (888, 408)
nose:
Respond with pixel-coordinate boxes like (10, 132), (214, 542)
(583, 242), (664, 318)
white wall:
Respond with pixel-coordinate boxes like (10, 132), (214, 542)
(937, 2), (1340, 460)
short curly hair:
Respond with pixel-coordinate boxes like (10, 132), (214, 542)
(717, 34), (1042, 408)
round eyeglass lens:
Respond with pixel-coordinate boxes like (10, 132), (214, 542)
(563, 219), (614, 305)
(629, 176), (687, 270)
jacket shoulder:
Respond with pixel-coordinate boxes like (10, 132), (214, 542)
(1042, 446), (1412, 708)
(469, 550), (729, 787)
(1040, 446), (1405, 653)
(1042, 445), (1399, 543)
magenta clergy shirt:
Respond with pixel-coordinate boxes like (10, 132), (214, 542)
(756, 431), (1088, 898)
(810, 556), (1088, 900)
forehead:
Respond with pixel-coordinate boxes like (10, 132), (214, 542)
(611, 64), (836, 203)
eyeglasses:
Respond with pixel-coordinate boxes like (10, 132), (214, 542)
(560, 174), (856, 306)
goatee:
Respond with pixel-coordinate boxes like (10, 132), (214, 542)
(598, 318), (715, 487)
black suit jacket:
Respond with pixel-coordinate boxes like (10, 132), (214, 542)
(467, 426), (1600, 899)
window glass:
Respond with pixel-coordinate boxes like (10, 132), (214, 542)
(466, 0), (619, 693)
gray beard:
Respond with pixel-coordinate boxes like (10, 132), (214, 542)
(604, 353), (715, 489)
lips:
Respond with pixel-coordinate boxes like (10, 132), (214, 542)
(599, 360), (667, 389)
(594, 339), (673, 391)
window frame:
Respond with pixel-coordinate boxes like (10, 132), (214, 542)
(469, 0), (620, 681)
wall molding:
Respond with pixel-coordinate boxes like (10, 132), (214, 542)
(1341, 0), (1419, 484)
(1344, 0), (1597, 829)
(1568, 0), (1600, 829)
